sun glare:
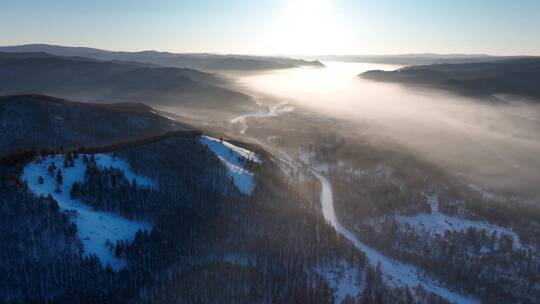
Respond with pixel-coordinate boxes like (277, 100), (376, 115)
(267, 0), (349, 55)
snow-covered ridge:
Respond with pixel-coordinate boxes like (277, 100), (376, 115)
(200, 136), (261, 195)
(22, 154), (154, 270)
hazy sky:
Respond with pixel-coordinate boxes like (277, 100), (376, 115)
(1, 0), (539, 55)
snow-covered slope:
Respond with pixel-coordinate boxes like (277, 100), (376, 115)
(22, 154), (153, 270)
(395, 196), (523, 250)
(200, 136), (260, 195)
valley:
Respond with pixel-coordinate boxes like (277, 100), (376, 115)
(185, 60), (540, 303)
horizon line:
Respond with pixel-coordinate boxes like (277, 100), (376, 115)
(1, 42), (539, 58)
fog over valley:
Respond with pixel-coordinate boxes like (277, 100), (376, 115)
(234, 61), (540, 199)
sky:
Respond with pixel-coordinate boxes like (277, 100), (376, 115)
(1, 0), (539, 56)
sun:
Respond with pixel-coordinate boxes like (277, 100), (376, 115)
(266, 0), (349, 55)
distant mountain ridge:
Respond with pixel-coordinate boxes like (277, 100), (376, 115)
(316, 53), (537, 65)
(0, 44), (325, 71)
(0, 51), (258, 116)
(360, 58), (540, 101)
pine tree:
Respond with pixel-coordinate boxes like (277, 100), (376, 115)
(48, 165), (55, 177)
(115, 241), (123, 258)
(70, 182), (80, 199)
(132, 177), (137, 189)
(56, 169), (63, 185)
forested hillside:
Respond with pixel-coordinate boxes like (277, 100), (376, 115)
(305, 134), (540, 303)
(0, 96), (449, 303)
(0, 95), (189, 157)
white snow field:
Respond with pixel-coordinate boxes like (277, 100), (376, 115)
(395, 196), (523, 250)
(311, 170), (479, 304)
(200, 136), (261, 195)
(22, 154), (153, 270)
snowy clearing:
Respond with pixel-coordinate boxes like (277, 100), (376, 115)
(200, 136), (260, 195)
(316, 262), (364, 302)
(22, 154), (153, 270)
(395, 196), (523, 250)
(311, 170), (479, 304)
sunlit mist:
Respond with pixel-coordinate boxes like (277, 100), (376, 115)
(238, 62), (540, 197)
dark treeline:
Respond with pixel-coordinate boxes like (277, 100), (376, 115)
(0, 129), (201, 169)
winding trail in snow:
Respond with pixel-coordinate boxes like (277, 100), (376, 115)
(311, 170), (478, 304)
(230, 101), (293, 134)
